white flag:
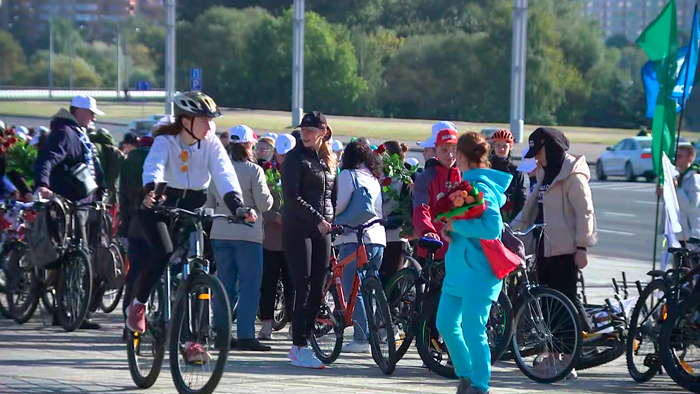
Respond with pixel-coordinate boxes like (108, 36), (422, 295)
(662, 153), (683, 234)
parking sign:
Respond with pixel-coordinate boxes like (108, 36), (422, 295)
(190, 68), (202, 91)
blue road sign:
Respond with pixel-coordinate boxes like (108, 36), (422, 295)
(190, 68), (202, 91)
(191, 79), (202, 91)
(191, 68), (202, 80)
(136, 81), (151, 91)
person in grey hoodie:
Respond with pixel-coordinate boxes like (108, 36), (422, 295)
(208, 124), (273, 352)
(674, 144), (700, 241)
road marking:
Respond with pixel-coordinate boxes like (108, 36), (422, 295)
(604, 212), (635, 217)
(634, 200), (657, 205)
(597, 228), (635, 236)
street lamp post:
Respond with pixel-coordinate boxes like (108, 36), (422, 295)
(291, 0), (305, 127)
(509, 0), (528, 143)
(164, 0), (176, 115)
(117, 24), (122, 95)
(49, 19), (54, 97)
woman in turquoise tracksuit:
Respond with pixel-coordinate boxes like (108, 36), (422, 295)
(437, 132), (512, 394)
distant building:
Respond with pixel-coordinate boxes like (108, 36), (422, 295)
(582, 0), (698, 42)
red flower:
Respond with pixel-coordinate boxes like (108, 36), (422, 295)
(276, 162), (282, 171)
(381, 177), (393, 187)
(2, 141), (10, 148)
(263, 161), (274, 170)
(7, 137), (17, 145)
(375, 144), (386, 155)
(6, 129), (14, 136)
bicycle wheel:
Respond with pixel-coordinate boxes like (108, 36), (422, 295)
(56, 248), (93, 332)
(488, 291), (514, 364)
(384, 267), (419, 363)
(310, 285), (343, 364)
(415, 291), (457, 379)
(626, 278), (668, 382)
(511, 286), (582, 383)
(5, 246), (40, 324)
(100, 244), (125, 314)
(0, 267), (10, 319)
(127, 280), (166, 389)
(271, 278), (288, 331)
(41, 287), (57, 315)
(169, 271), (230, 394)
(660, 293), (700, 393)
(363, 276), (397, 375)
(577, 336), (625, 370)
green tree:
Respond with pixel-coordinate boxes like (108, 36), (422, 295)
(0, 31), (26, 85)
(13, 51), (101, 88)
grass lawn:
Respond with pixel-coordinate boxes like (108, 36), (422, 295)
(1, 100), (697, 146)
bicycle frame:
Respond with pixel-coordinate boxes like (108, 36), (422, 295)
(325, 242), (370, 328)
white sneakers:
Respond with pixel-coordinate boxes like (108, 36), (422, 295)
(288, 346), (325, 369)
(258, 321), (273, 340)
(342, 340), (370, 353)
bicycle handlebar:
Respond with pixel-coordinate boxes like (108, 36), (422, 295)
(152, 205), (253, 227)
(512, 223), (546, 237)
(331, 218), (385, 236)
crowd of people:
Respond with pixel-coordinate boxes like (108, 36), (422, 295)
(0, 91), (605, 394)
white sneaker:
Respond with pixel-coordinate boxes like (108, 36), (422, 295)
(567, 368), (578, 380)
(258, 321), (273, 340)
(343, 340), (370, 353)
(289, 346), (325, 369)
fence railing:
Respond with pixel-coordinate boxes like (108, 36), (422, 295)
(0, 88), (167, 101)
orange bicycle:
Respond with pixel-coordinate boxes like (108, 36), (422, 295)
(310, 218), (398, 375)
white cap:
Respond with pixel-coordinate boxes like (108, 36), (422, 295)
(332, 140), (343, 152)
(15, 126), (28, 140)
(417, 121), (457, 148)
(265, 132), (279, 140)
(517, 147), (538, 173)
(0, 120), (4, 130)
(230, 124), (257, 144)
(406, 157), (420, 167)
(275, 134), (296, 155)
(70, 95), (105, 116)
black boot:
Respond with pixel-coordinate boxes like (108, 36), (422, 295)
(237, 338), (272, 352)
(51, 313), (60, 327)
(457, 378), (471, 394)
(80, 314), (101, 330)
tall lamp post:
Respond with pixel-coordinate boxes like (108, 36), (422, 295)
(164, 0), (176, 115)
(291, 0), (304, 127)
(49, 19), (54, 97)
(509, 0), (528, 143)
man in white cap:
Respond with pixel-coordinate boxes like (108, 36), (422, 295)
(275, 133), (296, 165)
(34, 94), (106, 330)
(417, 121), (457, 162)
(331, 139), (344, 163)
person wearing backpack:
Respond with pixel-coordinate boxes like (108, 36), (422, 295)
(88, 128), (124, 203)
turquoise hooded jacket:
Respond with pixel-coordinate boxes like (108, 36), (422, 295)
(442, 168), (513, 302)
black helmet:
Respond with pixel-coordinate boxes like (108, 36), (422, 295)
(174, 91), (222, 118)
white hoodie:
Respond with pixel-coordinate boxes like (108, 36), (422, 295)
(142, 134), (243, 199)
(677, 169), (700, 240)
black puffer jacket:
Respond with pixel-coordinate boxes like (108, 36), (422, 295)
(490, 153), (526, 223)
(281, 143), (335, 235)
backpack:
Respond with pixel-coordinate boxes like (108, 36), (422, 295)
(26, 201), (65, 269)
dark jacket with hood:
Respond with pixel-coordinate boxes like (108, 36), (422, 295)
(412, 157), (461, 260)
(119, 136), (154, 237)
(34, 108), (105, 202)
(88, 131), (124, 194)
(280, 143), (335, 237)
(490, 153), (526, 223)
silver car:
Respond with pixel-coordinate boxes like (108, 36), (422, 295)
(596, 137), (655, 182)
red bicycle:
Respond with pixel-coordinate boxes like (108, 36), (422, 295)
(310, 218), (398, 375)
(99, 201), (128, 313)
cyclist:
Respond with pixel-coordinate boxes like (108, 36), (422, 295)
(34, 95), (107, 330)
(282, 111), (336, 369)
(489, 129), (526, 223)
(208, 125), (273, 352)
(674, 144), (700, 242)
(125, 92), (256, 361)
(438, 131), (512, 394)
(412, 124), (461, 262)
(335, 139), (385, 353)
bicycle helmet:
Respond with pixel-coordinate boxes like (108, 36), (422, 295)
(174, 91), (222, 119)
(491, 129), (514, 145)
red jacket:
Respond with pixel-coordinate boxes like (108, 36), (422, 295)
(412, 158), (461, 260)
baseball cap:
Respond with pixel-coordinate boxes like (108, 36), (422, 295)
(275, 133), (296, 155)
(295, 111), (327, 129)
(417, 121), (457, 148)
(406, 157), (420, 167)
(122, 132), (139, 145)
(435, 129), (458, 146)
(230, 124), (257, 144)
(265, 132), (279, 140)
(70, 95), (105, 116)
(332, 140), (343, 152)
(517, 147), (538, 173)
(15, 126), (28, 140)
(0, 120), (5, 132)
(524, 127), (570, 159)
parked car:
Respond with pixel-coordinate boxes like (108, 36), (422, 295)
(129, 119), (159, 136)
(597, 137), (656, 182)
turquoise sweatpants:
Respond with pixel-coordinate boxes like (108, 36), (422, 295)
(436, 291), (493, 393)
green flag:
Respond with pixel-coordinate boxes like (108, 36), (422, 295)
(637, 0), (678, 178)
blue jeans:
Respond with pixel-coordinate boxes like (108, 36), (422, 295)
(212, 240), (263, 340)
(338, 243), (384, 342)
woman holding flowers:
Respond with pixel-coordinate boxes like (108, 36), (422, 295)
(437, 132), (513, 394)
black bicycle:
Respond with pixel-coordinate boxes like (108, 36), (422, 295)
(126, 206), (243, 394)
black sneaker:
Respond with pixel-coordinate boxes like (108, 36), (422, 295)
(80, 319), (102, 330)
(237, 338), (272, 352)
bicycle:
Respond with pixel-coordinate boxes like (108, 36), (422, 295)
(126, 206), (242, 394)
(310, 218), (397, 375)
(626, 240), (700, 383)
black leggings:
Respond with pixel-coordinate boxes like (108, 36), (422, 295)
(283, 227), (331, 347)
(259, 249), (294, 321)
(379, 241), (405, 287)
(537, 253), (593, 333)
(132, 190), (207, 304)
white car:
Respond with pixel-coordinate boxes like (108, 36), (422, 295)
(596, 137), (655, 182)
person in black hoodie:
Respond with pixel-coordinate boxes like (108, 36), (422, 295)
(489, 129), (526, 223)
(281, 111), (336, 369)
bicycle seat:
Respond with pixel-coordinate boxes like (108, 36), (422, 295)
(418, 237), (443, 254)
(669, 247), (690, 255)
(647, 270), (667, 279)
(689, 237), (700, 246)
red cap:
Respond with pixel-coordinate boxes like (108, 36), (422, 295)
(435, 129), (458, 146)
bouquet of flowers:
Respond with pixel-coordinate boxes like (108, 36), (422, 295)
(262, 161), (283, 207)
(433, 180), (485, 223)
(375, 144), (418, 238)
(3, 128), (36, 186)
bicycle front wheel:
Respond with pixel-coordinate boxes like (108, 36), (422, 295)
(363, 276), (397, 375)
(415, 291), (456, 379)
(169, 271), (231, 394)
(488, 291), (514, 364)
(100, 243), (125, 314)
(511, 286), (582, 383)
(659, 292), (700, 393)
(127, 280), (166, 389)
(310, 285), (343, 364)
(384, 267), (419, 363)
(626, 278), (668, 382)
(5, 246), (39, 324)
(56, 248), (93, 332)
